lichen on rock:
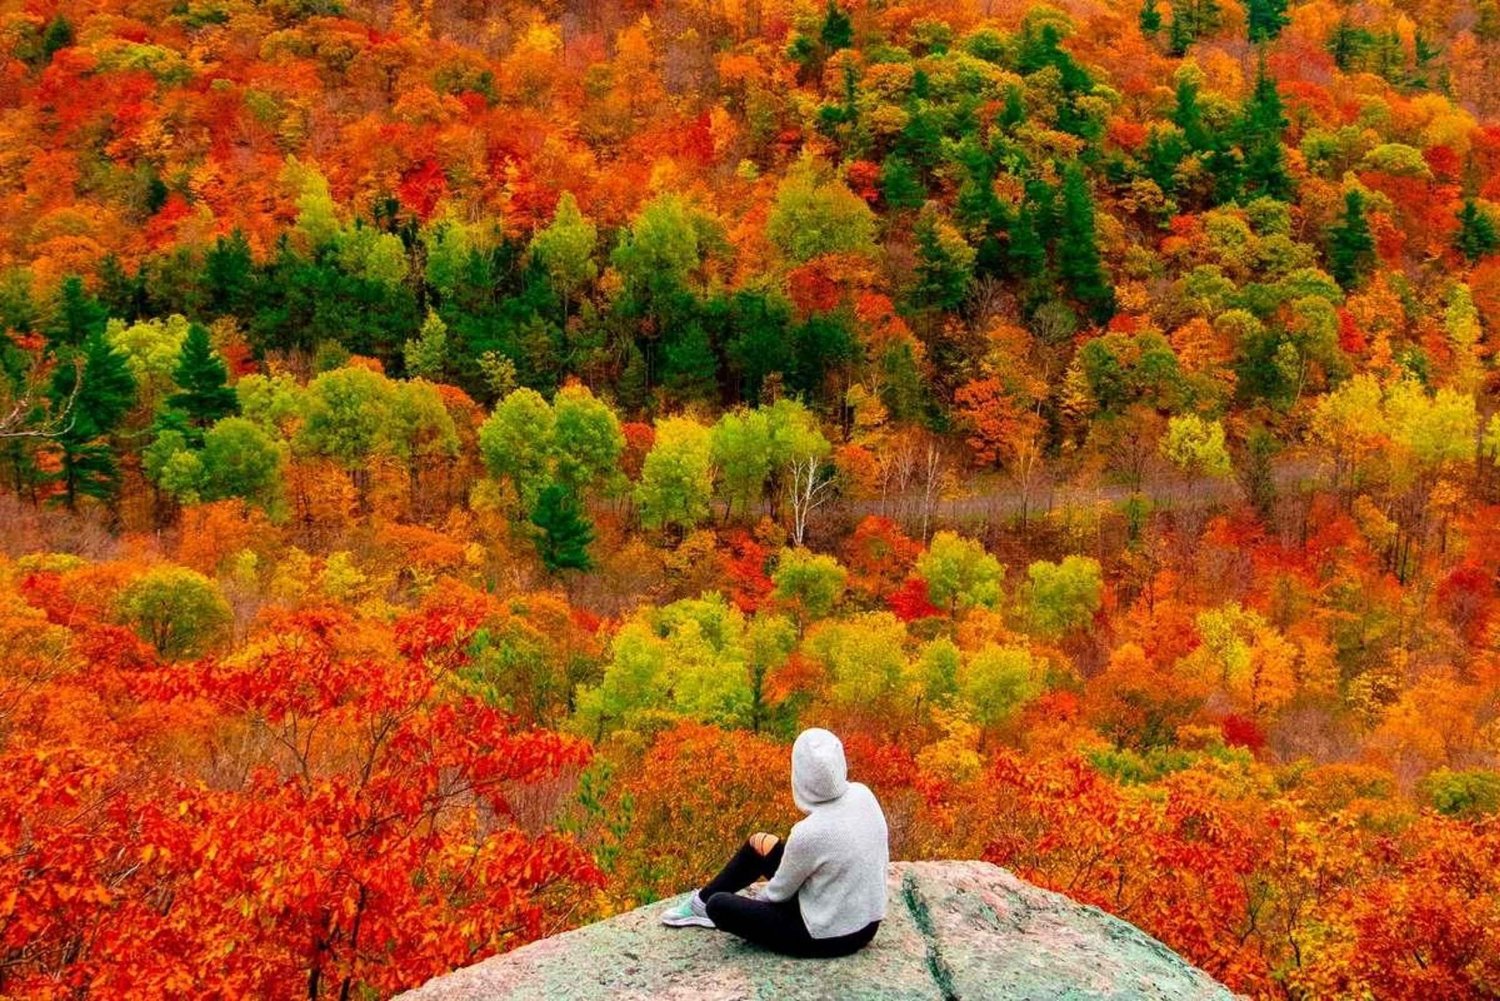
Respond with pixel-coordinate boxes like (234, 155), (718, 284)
(399, 861), (1237, 1001)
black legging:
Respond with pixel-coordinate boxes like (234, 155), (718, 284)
(700, 836), (880, 959)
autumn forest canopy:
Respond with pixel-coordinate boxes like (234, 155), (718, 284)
(4, 0), (1500, 994)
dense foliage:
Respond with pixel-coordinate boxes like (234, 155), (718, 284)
(4, 0), (1500, 995)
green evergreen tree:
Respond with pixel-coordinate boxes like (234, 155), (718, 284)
(898, 104), (944, 179)
(1056, 164), (1116, 322)
(531, 483), (595, 572)
(788, 314), (856, 403)
(819, 0), (853, 52)
(143, 171), (169, 216)
(1139, 0), (1163, 35)
(1456, 200), (1499, 263)
(96, 254), (147, 322)
(44, 276), (106, 353)
(1165, 0), (1219, 53)
(661, 322), (719, 403)
(1328, 190), (1375, 289)
(954, 139), (998, 227)
(1167, 6), (1194, 55)
(204, 230), (255, 317)
(913, 214), (976, 311)
(617, 341), (650, 414)
(1017, 21), (1091, 94)
(999, 86), (1026, 130)
(1016, 23), (1092, 134)
(1412, 32), (1439, 88)
(1172, 77), (1209, 151)
(1328, 19), (1363, 69)
(1362, 31), (1402, 83)
(404, 310), (449, 380)
(1240, 62), (1292, 200)
(147, 245), (211, 319)
(1241, 428), (1279, 520)
(1006, 203), (1047, 283)
(880, 155), (926, 211)
(787, 32), (818, 70)
(39, 14), (73, 63)
(1008, 181), (1052, 284)
(724, 291), (794, 403)
(1247, 0), (1288, 42)
(49, 332), (136, 510)
(956, 140), (1009, 277)
(1143, 128), (1186, 196)
(168, 323), (240, 433)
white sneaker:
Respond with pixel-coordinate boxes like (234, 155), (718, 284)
(661, 890), (715, 928)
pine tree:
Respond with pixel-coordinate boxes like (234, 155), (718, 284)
(1328, 190), (1374, 289)
(49, 332), (136, 510)
(956, 141), (1007, 276)
(1007, 201), (1047, 284)
(44, 276), (107, 354)
(819, 0), (853, 52)
(1139, 0), (1163, 36)
(1008, 179), (1054, 285)
(1330, 19), (1369, 70)
(914, 214), (976, 311)
(662, 323), (718, 403)
(899, 103), (944, 178)
(39, 14), (73, 63)
(531, 483), (595, 572)
(618, 342), (650, 414)
(880, 155), (925, 211)
(1166, 0), (1219, 53)
(1057, 164), (1116, 323)
(1327, 19), (1360, 69)
(204, 229), (255, 317)
(1168, 7), (1193, 55)
(1172, 77), (1209, 151)
(1143, 129), (1186, 195)
(1240, 61), (1291, 200)
(1241, 428), (1279, 520)
(168, 324), (239, 433)
(1247, 0), (1288, 42)
(144, 171), (169, 216)
(96, 254), (147, 322)
(1000, 86), (1026, 130)
(1456, 200), (1499, 263)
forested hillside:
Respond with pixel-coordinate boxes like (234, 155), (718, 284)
(4, 0), (1500, 994)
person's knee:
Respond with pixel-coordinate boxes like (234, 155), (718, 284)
(748, 831), (780, 856)
(703, 891), (734, 924)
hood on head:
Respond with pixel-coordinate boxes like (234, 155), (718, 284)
(791, 728), (849, 813)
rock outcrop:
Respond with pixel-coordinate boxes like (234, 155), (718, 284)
(400, 860), (1237, 1001)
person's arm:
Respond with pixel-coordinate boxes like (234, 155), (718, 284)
(760, 827), (820, 902)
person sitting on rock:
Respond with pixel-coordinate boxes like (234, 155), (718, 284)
(660, 727), (889, 958)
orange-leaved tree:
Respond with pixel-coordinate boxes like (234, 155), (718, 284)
(0, 576), (601, 999)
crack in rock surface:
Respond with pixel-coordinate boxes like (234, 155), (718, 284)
(398, 861), (1239, 1001)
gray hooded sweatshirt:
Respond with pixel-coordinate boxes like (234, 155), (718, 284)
(761, 728), (889, 939)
